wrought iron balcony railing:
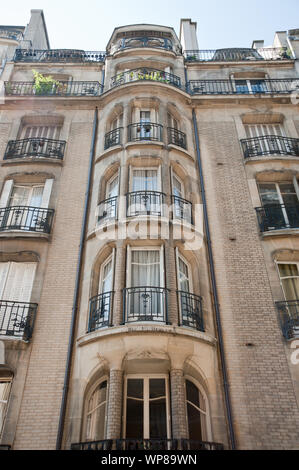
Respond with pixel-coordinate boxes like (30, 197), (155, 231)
(104, 128), (123, 150)
(241, 135), (299, 158)
(97, 196), (118, 224)
(178, 291), (204, 331)
(0, 445), (11, 450)
(71, 438), (224, 451)
(110, 68), (181, 89)
(123, 287), (169, 324)
(126, 191), (165, 217)
(14, 49), (106, 62)
(188, 78), (298, 95)
(184, 47), (293, 62)
(128, 123), (163, 142)
(0, 206), (54, 233)
(88, 292), (114, 332)
(4, 81), (102, 96)
(4, 138), (66, 160)
(117, 36), (173, 51)
(0, 300), (37, 341)
(0, 27), (23, 42)
(172, 195), (193, 224)
(167, 127), (187, 149)
(256, 204), (299, 232)
(276, 300), (299, 340)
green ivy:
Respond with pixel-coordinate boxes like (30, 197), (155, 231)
(32, 70), (60, 95)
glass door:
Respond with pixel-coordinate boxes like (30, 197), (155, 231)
(7, 185), (43, 230)
(131, 169), (160, 215)
(140, 111), (151, 139)
(258, 182), (299, 229)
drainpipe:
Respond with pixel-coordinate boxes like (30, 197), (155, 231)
(192, 109), (236, 450)
(56, 107), (98, 450)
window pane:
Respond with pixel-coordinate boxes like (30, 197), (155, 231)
(126, 398), (143, 438)
(282, 278), (299, 300)
(186, 380), (199, 408)
(150, 398), (167, 439)
(187, 402), (203, 441)
(278, 264), (299, 278)
(127, 378), (143, 399)
(149, 378), (165, 398)
(258, 183), (280, 206)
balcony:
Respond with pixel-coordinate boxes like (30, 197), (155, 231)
(4, 81), (102, 97)
(255, 204), (299, 232)
(97, 196), (118, 224)
(0, 27), (23, 42)
(0, 300), (37, 341)
(241, 135), (299, 159)
(14, 49), (106, 63)
(126, 191), (165, 217)
(178, 291), (204, 331)
(110, 68), (181, 89)
(128, 123), (163, 142)
(172, 196), (193, 224)
(167, 127), (187, 149)
(184, 47), (293, 62)
(71, 438), (224, 450)
(0, 206), (54, 234)
(123, 287), (169, 324)
(104, 128), (123, 150)
(4, 138), (66, 161)
(117, 36), (173, 52)
(88, 292), (114, 332)
(275, 300), (299, 340)
(188, 78), (298, 95)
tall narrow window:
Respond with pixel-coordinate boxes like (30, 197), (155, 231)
(128, 168), (162, 217)
(258, 182), (299, 229)
(7, 185), (44, 231)
(0, 375), (12, 436)
(85, 380), (108, 441)
(98, 174), (119, 222)
(185, 379), (207, 443)
(124, 376), (170, 441)
(277, 263), (299, 301)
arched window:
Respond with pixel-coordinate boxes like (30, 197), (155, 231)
(85, 379), (108, 441)
(185, 379), (208, 442)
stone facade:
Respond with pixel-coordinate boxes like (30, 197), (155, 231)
(0, 11), (298, 451)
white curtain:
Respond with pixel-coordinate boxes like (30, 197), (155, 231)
(8, 186), (43, 230)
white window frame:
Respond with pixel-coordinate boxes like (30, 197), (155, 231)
(0, 377), (12, 437)
(129, 166), (162, 192)
(126, 246), (164, 289)
(123, 374), (171, 440)
(184, 375), (212, 442)
(258, 180), (299, 227)
(84, 377), (108, 442)
(275, 261), (299, 301)
(98, 250), (115, 295)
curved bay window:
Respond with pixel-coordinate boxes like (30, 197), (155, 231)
(185, 379), (208, 444)
(124, 375), (170, 447)
(85, 379), (108, 442)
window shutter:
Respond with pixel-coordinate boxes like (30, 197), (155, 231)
(0, 180), (13, 208)
(40, 179), (54, 209)
(3, 262), (36, 303)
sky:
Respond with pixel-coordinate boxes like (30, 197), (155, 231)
(1, 0), (299, 51)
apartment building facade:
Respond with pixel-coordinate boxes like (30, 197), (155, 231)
(0, 10), (299, 450)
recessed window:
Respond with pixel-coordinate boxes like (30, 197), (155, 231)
(0, 375), (12, 436)
(185, 379), (208, 443)
(85, 380), (108, 441)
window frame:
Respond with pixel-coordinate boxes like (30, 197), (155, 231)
(184, 375), (212, 442)
(83, 377), (109, 443)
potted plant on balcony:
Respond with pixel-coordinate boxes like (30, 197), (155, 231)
(32, 70), (60, 95)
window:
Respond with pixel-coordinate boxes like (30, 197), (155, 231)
(258, 181), (299, 229)
(128, 167), (162, 216)
(185, 379), (208, 443)
(277, 263), (299, 301)
(0, 261), (37, 335)
(85, 379), (108, 441)
(234, 79), (267, 94)
(125, 246), (166, 322)
(124, 375), (170, 440)
(98, 173), (119, 222)
(20, 124), (61, 140)
(172, 173), (192, 223)
(0, 375), (12, 436)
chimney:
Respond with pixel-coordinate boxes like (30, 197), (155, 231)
(180, 19), (199, 51)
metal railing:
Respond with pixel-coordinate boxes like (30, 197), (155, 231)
(0, 28), (23, 42)
(117, 36), (173, 51)
(123, 287), (169, 324)
(128, 123), (163, 142)
(167, 127), (187, 149)
(184, 47), (293, 62)
(276, 300), (299, 340)
(241, 135), (299, 158)
(14, 49), (106, 62)
(88, 292), (114, 332)
(4, 137), (66, 160)
(0, 206), (54, 233)
(0, 300), (37, 341)
(97, 196), (118, 224)
(172, 195), (192, 224)
(4, 81), (102, 96)
(188, 78), (298, 95)
(256, 204), (299, 232)
(110, 68), (181, 89)
(104, 128), (123, 150)
(126, 191), (165, 217)
(0, 445), (11, 450)
(71, 438), (224, 450)
(178, 291), (204, 331)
